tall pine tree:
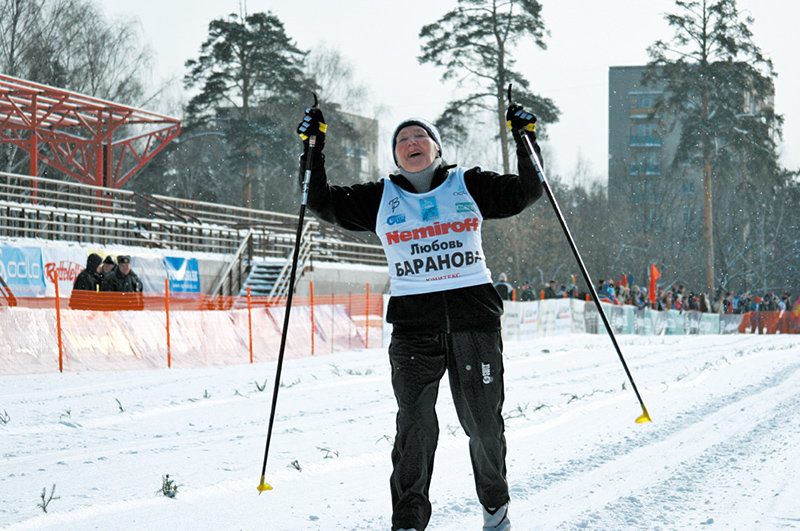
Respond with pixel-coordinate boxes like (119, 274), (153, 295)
(183, 11), (309, 211)
(645, 0), (784, 295)
(418, 0), (559, 173)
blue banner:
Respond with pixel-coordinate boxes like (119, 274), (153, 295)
(165, 257), (201, 298)
(0, 246), (46, 296)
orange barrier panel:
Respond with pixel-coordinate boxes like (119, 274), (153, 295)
(738, 310), (798, 334)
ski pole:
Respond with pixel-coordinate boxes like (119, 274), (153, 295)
(508, 85), (651, 424)
(257, 95), (319, 493)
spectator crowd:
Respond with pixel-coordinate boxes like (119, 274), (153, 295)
(69, 253), (144, 310)
(493, 272), (798, 316)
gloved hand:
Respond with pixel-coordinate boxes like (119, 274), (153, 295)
(506, 104), (536, 144)
(297, 107), (326, 152)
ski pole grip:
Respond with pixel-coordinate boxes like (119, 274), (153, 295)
(520, 131), (545, 182)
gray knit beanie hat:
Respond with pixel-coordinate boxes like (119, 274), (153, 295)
(391, 118), (442, 166)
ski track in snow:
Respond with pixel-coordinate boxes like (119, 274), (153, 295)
(536, 355), (800, 530)
(2, 334), (799, 530)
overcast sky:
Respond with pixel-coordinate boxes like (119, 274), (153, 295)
(100, 0), (800, 184)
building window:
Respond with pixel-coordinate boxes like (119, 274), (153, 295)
(638, 94), (655, 108)
(629, 152), (661, 175)
(630, 122), (661, 146)
(629, 92), (659, 109)
(637, 123), (657, 136)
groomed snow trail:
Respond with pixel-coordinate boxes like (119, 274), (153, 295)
(2, 334), (799, 530)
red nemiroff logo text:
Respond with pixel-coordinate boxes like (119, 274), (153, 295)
(385, 218), (479, 245)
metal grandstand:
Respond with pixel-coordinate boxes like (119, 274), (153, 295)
(0, 171), (386, 296)
(0, 74), (181, 189)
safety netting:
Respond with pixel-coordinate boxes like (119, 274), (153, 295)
(0, 291), (384, 375)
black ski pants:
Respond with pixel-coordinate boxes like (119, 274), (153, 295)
(388, 329), (509, 531)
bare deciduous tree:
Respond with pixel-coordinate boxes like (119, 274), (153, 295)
(305, 44), (369, 113)
(1, 0), (154, 177)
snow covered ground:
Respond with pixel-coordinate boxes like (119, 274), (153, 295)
(2, 333), (800, 530)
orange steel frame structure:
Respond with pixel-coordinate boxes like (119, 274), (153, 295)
(0, 74), (181, 189)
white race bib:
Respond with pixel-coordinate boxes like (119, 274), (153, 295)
(376, 169), (492, 296)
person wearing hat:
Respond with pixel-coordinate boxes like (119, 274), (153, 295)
(543, 279), (558, 299)
(69, 253), (103, 309)
(297, 101), (542, 531)
(519, 279), (536, 301)
(98, 255), (116, 285)
(100, 255), (143, 294)
(493, 272), (514, 301)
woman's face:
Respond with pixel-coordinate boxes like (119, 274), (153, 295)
(394, 125), (438, 173)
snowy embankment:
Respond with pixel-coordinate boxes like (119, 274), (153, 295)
(2, 333), (799, 530)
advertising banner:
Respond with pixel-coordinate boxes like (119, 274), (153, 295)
(570, 299), (585, 334)
(649, 309), (668, 335)
(699, 313), (720, 334)
(165, 257), (201, 298)
(519, 301), (539, 340)
(608, 304), (625, 334)
(0, 245), (46, 297)
(666, 310), (686, 335)
(538, 299), (557, 336)
(685, 311), (701, 334)
(584, 302), (600, 334)
(634, 308), (646, 335)
(719, 314), (743, 334)
(133, 256), (168, 293)
(0, 245), (204, 299)
(501, 301), (521, 340)
(42, 248), (88, 298)
(620, 305), (635, 334)
(555, 298), (572, 335)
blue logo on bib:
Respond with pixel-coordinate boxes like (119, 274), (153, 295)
(419, 198), (439, 221)
(387, 214), (406, 225)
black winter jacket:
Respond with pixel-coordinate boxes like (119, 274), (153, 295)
(73, 253), (103, 292)
(70, 253), (103, 310)
(101, 269), (143, 293)
(302, 143), (543, 334)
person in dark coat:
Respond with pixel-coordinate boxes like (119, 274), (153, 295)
(519, 280), (536, 301)
(493, 272), (514, 301)
(69, 253), (102, 309)
(101, 255), (143, 293)
(543, 279), (558, 299)
(98, 254), (117, 286)
(296, 100), (543, 531)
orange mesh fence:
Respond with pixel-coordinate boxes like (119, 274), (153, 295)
(7, 286), (797, 377)
(737, 310), (799, 334)
(0, 289), (385, 376)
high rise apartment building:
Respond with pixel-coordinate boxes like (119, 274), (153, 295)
(608, 66), (698, 231)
